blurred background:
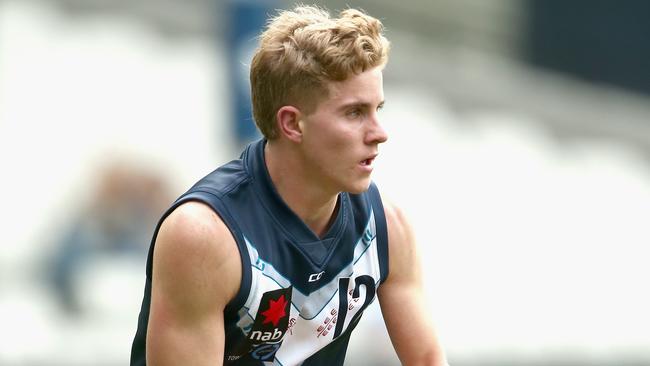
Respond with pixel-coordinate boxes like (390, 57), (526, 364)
(1, 0), (650, 365)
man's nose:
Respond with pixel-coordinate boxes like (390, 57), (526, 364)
(367, 113), (388, 144)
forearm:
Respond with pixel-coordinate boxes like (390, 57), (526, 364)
(379, 285), (448, 366)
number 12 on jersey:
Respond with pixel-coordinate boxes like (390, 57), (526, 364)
(333, 275), (376, 339)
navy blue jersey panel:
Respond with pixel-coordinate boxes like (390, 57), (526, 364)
(129, 277), (150, 366)
(367, 182), (389, 284)
(302, 331), (352, 366)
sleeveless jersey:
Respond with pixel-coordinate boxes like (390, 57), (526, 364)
(131, 139), (389, 365)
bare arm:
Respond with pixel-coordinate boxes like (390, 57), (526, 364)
(146, 201), (241, 365)
(378, 202), (448, 366)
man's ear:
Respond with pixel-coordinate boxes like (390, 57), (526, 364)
(276, 105), (303, 142)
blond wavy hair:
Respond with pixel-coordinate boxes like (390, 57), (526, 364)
(250, 5), (390, 139)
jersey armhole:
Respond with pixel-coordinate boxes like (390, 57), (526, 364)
(367, 183), (389, 284)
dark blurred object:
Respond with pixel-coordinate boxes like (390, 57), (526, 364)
(225, 0), (279, 147)
(48, 162), (172, 315)
(526, 0), (650, 96)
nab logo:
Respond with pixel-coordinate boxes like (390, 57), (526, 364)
(249, 328), (284, 342)
(308, 271), (324, 282)
(228, 287), (293, 364)
(246, 287), (293, 361)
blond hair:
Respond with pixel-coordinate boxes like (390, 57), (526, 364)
(250, 5), (390, 139)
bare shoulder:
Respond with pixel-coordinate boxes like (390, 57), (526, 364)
(382, 200), (416, 252)
(156, 201), (239, 259)
(152, 200), (242, 314)
(381, 199), (419, 286)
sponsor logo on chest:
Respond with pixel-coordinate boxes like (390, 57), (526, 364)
(227, 286), (293, 363)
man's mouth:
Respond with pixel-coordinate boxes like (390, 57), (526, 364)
(360, 155), (377, 166)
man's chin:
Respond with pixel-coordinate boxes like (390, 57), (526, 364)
(344, 180), (372, 195)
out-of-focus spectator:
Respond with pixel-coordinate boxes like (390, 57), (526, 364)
(46, 161), (173, 315)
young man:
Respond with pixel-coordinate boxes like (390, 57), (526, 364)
(131, 5), (448, 366)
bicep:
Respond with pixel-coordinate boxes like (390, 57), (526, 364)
(378, 202), (448, 366)
(146, 202), (241, 365)
(147, 301), (225, 365)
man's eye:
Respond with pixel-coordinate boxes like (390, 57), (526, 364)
(347, 109), (361, 118)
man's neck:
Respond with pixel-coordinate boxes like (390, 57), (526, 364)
(264, 141), (339, 238)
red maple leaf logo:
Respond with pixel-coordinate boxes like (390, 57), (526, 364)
(261, 294), (288, 327)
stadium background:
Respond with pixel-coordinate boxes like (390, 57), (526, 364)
(1, 0), (649, 365)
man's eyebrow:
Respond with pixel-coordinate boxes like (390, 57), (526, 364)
(337, 100), (385, 111)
